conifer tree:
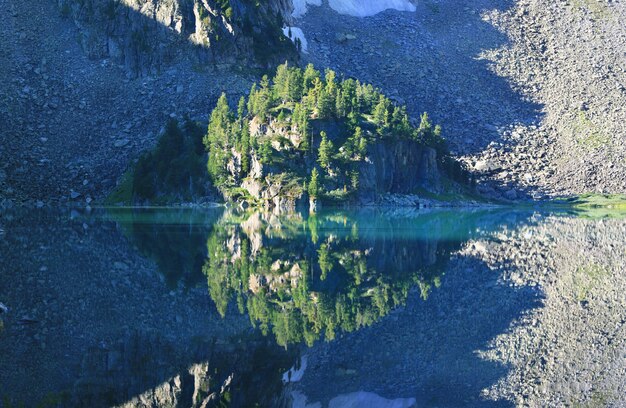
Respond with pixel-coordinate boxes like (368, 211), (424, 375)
(205, 93), (234, 186)
(273, 62), (290, 103)
(240, 120), (251, 174)
(303, 63), (320, 91)
(318, 131), (334, 170)
(372, 95), (391, 133)
(308, 167), (320, 198)
(237, 96), (246, 122)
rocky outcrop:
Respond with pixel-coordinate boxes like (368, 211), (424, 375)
(359, 140), (441, 197)
(57, 0), (297, 75)
(235, 139), (445, 211)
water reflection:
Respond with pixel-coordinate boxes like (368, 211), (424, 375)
(112, 208), (536, 347)
(3, 207), (624, 407)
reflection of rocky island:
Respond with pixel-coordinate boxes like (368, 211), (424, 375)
(203, 210), (464, 346)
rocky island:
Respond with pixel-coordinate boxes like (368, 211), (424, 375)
(111, 63), (470, 210)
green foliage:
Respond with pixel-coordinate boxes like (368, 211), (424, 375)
(317, 131), (334, 170)
(308, 168), (321, 198)
(201, 212), (451, 347)
(205, 93), (235, 187)
(572, 110), (610, 149)
(108, 118), (207, 204)
(202, 62), (456, 206)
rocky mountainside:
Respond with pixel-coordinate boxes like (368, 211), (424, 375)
(57, 0), (297, 75)
(1, 0), (625, 206)
(295, 0), (626, 199)
(0, 0), (262, 207)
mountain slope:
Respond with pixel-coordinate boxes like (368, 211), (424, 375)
(294, 0), (626, 198)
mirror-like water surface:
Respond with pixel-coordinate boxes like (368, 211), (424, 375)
(1, 208), (625, 407)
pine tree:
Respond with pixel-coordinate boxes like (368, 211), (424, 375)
(372, 95), (391, 134)
(317, 87), (333, 119)
(205, 93), (234, 187)
(237, 96), (246, 121)
(287, 67), (304, 102)
(318, 131), (334, 170)
(419, 112), (432, 134)
(240, 120), (251, 174)
(303, 63), (320, 92)
(252, 75), (272, 121)
(273, 62), (290, 103)
(352, 126), (367, 158)
(324, 69), (338, 100)
(350, 170), (359, 191)
(308, 167), (320, 198)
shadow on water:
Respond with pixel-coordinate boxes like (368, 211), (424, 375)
(0, 206), (554, 406)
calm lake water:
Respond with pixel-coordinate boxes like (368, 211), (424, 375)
(1, 207), (625, 407)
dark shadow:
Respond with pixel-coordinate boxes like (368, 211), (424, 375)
(0, 208), (295, 408)
(296, 0), (545, 197)
(59, 0), (297, 75)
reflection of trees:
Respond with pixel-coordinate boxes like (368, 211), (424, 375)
(203, 211), (461, 347)
(107, 208), (222, 288)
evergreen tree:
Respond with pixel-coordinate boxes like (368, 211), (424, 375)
(205, 93), (233, 187)
(372, 95), (391, 134)
(318, 131), (334, 170)
(318, 243), (332, 280)
(350, 170), (359, 191)
(240, 120), (251, 175)
(324, 69), (338, 101)
(308, 167), (320, 198)
(303, 63), (321, 91)
(237, 96), (246, 122)
(251, 75), (272, 121)
(317, 87), (334, 119)
(273, 62), (290, 103)
(287, 67), (304, 102)
(419, 112), (432, 134)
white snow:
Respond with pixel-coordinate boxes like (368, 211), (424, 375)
(291, 391), (323, 408)
(292, 390), (417, 408)
(328, 391), (417, 408)
(292, 0), (323, 18)
(327, 0), (416, 17)
(282, 355), (308, 383)
(292, 0), (415, 18)
(283, 26), (309, 53)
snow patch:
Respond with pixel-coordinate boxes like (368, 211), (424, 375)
(328, 0), (416, 17)
(283, 26), (309, 53)
(282, 355), (308, 383)
(292, 390), (416, 408)
(329, 391), (417, 408)
(293, 0), (415, 18)
(292, 0), (322, 18)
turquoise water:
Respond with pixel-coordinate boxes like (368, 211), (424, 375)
(0, 207), (624, 407)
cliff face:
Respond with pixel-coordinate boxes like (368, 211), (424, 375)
(237, 139), (444, 211)
(57, 0), (296, 75)
(359, 140), (441, 196)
